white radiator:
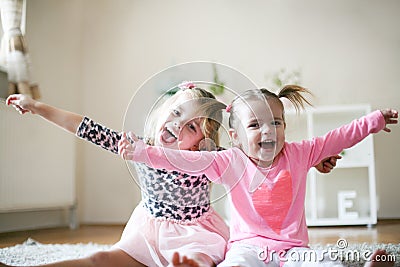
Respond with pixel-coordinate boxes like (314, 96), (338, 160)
(0, 102), (77, 229)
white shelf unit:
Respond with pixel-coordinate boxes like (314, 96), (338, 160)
(285, 104), (377, 226)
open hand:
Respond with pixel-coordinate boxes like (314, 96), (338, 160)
(380, 108), (398, 132)
(6, 94), (36, 114)
(118, 132), (138, 160)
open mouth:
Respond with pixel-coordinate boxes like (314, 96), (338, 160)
(160, 127), (178, 144)
(259, 140), (276, 149)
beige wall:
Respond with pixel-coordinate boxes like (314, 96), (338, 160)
(16, 0), (400, 225)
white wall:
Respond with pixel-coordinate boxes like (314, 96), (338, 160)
(7, 0), (399, 226)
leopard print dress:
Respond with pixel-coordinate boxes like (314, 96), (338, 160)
(76, 117), (229, 267)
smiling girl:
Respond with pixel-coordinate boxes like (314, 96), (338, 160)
(4, 83), (228, 267)
(119, 85), (397, 267)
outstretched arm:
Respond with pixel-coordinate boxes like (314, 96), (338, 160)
(307, 109), (398, 168)
(118, 132), (235, 183)
(6, 94), (83, 134)
(7, 94), (127, 154)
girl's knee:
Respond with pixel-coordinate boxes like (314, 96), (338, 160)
(89, 249), (145, 267)
(89, 251), (113, 266)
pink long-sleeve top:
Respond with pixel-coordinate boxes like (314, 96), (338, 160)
(130, 110), (385, 253)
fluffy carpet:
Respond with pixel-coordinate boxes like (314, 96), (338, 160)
(0, 239), (111, 266)
(0, 239), (399, 266)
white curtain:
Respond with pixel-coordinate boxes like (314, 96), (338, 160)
(0, 0), (39, 99)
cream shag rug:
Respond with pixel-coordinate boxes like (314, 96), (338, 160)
(0, 239), (399, 266)
(0, 239), (111, 266)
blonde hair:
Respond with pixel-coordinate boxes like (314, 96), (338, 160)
(144, 87), (226, 148)
(228, 85), (312, 128)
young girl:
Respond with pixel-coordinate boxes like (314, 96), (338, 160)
(4, 83), (229, 267)
(119, 85), (398, 267)
(4, 83), (339, 267)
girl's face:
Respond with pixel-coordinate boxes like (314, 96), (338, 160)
(229, 98), (286, 168)
(154, 92), (205, 150)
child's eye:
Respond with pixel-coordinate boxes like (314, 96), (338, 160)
(248, 123), (259, 128)
(188, 123), (196, 132)
(172, 109), (180, 116)
(272, 120), (282, 126)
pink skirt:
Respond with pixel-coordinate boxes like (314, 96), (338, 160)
(112, 201), (230, 266)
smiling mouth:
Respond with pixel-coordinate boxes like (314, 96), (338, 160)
(167, 127), (177, 138)
(161, 127), (178, 144)
(259, 140), (276, 149)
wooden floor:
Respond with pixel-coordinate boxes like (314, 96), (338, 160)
(0, 220), (399, 249)
(308, 219), (400, 244)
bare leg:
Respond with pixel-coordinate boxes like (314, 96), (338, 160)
(364, 250), (395, 267)
(172, 252), (215, 267)
(0, 248), (145, 267)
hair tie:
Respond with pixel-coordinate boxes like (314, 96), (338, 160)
(226, 104), (232, 113)
(178, 81), (196, 90)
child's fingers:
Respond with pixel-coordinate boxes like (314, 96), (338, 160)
(6, 94), (21, 105)
(328, 155), (341, 166)
(120, 148), (127, 159)
(117, 136), (125, 149)
(128, 131), (138, 141)
(119, 146), (132, 160)
(118, 134), (136, 160)
(17, 106), (25, 114)
(171, 252), (180, 265)
(118, 142), (130, 155)
(120, 150), (128, 160)
(7, 95), (32, 115)
(12, 104), (27, 114)
(380, 109), (398, 133)
(325, 155), (340, 167)
(123, 150), (136, 160)
(127, 131), (138, 143)
(381, 108), (397, 117)
(333, 154), (343, 160)
(328, 157), (336, 166)
(118, 133), (130, 147)
(322, 161), (334, 173)
(323, 162), (334, 169)
(118, 138), (130, 157)
(7, 96), (25, 108)
(9, 98), (21, 108)
(387, 109), (398, 123)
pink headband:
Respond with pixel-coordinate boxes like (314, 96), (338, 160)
(178, 81), (196, 90)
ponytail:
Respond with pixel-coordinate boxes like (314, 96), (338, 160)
(277, 85), (313, 112)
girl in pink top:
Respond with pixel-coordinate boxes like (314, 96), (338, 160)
(119, 86), (398, 267)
